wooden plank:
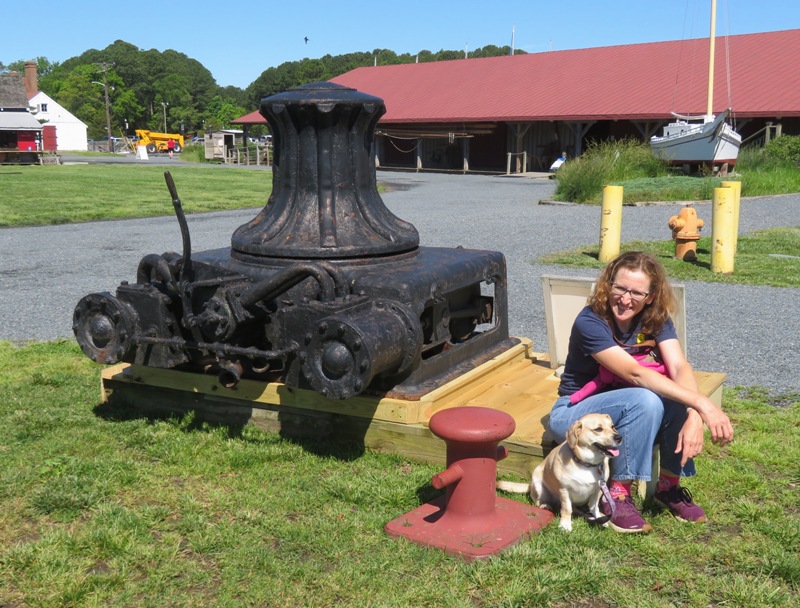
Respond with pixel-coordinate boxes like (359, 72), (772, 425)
(103, 340), (543, 427)
(419, 339), (535, 404)
(422, 358), (538, 418)
(428, 360), (559, 446)
(101, 374), (542, 478)
(102, 376), (336, 439)
(694, 370), (727, 406)
(104, 364), (423, 425)
(469, 367), (560, 416)
(99, 341), (727, 482)
(460, 365), (546, 407)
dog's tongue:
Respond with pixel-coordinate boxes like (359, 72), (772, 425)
(608, 448), (620, 458)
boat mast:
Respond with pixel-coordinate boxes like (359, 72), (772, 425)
(706, 0), (717, 117)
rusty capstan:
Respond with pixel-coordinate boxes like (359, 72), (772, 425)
(73, 82), (517, 400)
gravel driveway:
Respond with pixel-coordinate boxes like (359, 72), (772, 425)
(1, 167), (797, 392)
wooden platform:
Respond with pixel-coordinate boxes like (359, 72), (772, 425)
(0, 149), (61, 165)
(100, 338), (725, 479)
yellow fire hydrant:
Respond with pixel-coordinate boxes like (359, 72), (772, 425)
(668, 205), (704, 261)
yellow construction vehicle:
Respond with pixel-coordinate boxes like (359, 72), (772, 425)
(134, 130), (185, 154)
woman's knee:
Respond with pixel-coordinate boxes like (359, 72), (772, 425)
(622, 388), (664, 424)
(546, 396), (574, 440)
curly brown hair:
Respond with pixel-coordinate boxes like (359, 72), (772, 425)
(589, 251), (677, 335)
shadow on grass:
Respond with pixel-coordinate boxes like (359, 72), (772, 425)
(94, 394), (448, 507)
(93, 396), (370, 463)
(689, 247), (713, 270)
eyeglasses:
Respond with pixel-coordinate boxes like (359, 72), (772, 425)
(610, 283), (650, 302)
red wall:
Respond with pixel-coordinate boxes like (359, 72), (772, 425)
(43, 125), (57, 150)
(17, 131), (37, 151)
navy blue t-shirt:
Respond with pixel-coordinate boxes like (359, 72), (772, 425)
(558, 306), (678, 396)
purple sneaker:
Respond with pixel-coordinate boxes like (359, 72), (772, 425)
(655, 486), (707, 523)
(601, 495), (653, 533)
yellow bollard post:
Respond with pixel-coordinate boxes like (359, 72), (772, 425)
(598, 185), (623, 263)
(711, 187), (735, 274)
(720, 180), (742, 253)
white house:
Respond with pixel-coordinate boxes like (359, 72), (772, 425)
(24, 61), (88, 151)
(28, 90), (88, 151)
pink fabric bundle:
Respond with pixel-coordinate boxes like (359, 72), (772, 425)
(570, 352), (669, 405)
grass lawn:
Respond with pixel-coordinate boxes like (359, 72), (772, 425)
(1, 160), (798, 606)
(539, 227), (800, 289)
(0, 341), (798, 607)
(551, 141), (800, 204)
(0, 164), (271, 227)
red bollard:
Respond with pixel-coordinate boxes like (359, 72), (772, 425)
(385, 406), (553, 561)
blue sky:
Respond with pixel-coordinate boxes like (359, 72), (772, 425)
(5, 0), (798, 89)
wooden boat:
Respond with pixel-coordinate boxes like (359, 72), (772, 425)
(650, 0), (742, 168)
(650, 108), (741, 167)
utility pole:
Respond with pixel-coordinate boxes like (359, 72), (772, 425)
(93, 62), (114, 153)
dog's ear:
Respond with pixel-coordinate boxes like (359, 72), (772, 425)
(567, 420), (582, 449)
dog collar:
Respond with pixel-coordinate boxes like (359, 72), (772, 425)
(571, 449), (602, 471)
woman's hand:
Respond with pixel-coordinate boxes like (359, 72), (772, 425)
(677, 400), (734, 466)
(695, 397), (735, 447)
(676, 409), (705, 467)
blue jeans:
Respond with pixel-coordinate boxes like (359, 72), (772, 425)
(548, 387), (696, 481)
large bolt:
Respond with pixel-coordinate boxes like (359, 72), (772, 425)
(321, 342), (353, 380)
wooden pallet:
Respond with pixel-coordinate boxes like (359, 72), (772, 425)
(99, 338), (726, 479)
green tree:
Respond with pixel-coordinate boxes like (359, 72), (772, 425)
(5, 56), (60, 77)
(203, 95), (247, 130)
(218, 85), (250, 109)
(472, 45), (515, 58)
(765, 134), (800, 165)
(373, 49), (401, 66)
(47, 65), (105, 137)
(56, 41), (220, 134)
(432, 49), (464, 61)
(111, 86), (145, 136)
(298, 59), (325, 83)
(245, 44), (525, 106)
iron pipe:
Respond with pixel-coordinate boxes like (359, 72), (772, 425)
(131, 334), (297, 360)
(218, 359), (243, 388)
(164, 171), (192, 281)
(240, 263), (336, 307)
(136, 254), (176, 289)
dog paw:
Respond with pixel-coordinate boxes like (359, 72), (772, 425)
(559, 520), (573, 532)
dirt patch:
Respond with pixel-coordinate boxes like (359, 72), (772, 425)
(378, 180), (417, 192)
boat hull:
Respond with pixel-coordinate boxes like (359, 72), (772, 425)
(650, 110), (742, 166)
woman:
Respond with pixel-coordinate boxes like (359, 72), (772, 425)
(547, 251), (734, 533)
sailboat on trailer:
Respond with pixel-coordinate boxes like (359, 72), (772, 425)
(650, 0), (742, 169)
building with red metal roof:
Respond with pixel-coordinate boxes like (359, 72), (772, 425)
(237, 29), (800, 172)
